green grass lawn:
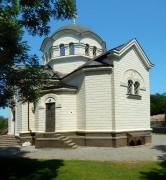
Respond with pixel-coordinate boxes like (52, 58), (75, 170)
(0, 158), (166, 180)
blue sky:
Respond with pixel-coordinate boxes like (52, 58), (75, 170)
(0, 0), (166, 117)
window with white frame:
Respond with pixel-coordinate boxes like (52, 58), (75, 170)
(85, 44), (90, 56)
(69, 43), (74, 55)
(134, 81), (140, 95)
(60, 44), (65, 56)
(127, 80), (133, 94)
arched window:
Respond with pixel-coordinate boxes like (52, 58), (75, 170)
(85, 44), (90, 56)
(69, 43), (74, 55)
(127, 80), (133, 94)
(93, 46), (97, 57)
(49, 50), (52, 59)
(134, 81), (140, 95)
(45, 53), (49, 63)
(60, 44), (65, 56)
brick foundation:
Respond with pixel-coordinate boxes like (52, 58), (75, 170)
(18, 130), (152, 148)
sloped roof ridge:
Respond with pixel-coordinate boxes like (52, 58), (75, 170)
(109, 39), (135, 52)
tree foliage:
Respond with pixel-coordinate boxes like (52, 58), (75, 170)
(0, 115), (8, 133)
(150, 93), (166, 116)
(0, 0), (76, 108)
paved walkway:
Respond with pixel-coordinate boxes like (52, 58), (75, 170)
(0, 135), (166, 161)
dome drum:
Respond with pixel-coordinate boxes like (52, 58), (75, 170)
(42, 42), (103, 64)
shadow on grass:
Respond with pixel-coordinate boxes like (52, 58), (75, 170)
(140, 145), (166, 179)
(0, 157), (64, 180)
(0, 146), (26, 157)
(140, 161), (166, 179)
(153, 145), (166, 160)
(0, 146), (64, 179)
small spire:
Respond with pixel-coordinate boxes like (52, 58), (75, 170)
(73, 13), (78, 24)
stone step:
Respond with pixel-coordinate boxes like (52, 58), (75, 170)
(61, 137), (69, 141)
(65, 140), (72, 144)
(35, 133), (79, 149)
(59, 136), (65, 139)
(0, 144), (19, 147)
(68, 142), (76, 146)
(72, 145), (79, 149)
(54, 133), (62, 137)
(0, 142), (17, 145)
(0, 136), (16, 139)
(0, 135), (19, 147)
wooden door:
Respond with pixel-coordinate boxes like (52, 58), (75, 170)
(46, 103), (55, 132)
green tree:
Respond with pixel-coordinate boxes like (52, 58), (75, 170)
(0, 0), (76, 108)
(0, 116), (8, 133)
(150, 93), (166, 116)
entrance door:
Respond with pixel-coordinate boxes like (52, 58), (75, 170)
(46, 103), (55, 132)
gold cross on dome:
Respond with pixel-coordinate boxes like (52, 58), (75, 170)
(73, 14), (78, 24)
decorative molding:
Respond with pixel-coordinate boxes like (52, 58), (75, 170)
(126, 94), (142, 100)
(121, 69), (146, 91)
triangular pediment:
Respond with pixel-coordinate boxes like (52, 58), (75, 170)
(109, 39), (154, 69)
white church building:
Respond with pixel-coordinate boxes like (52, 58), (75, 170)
(8, 23), (154, 148)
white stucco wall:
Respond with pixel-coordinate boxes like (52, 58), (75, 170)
(67, 70), (113, 132)
(50, 57), (87, 75)
(85, 70), (113, 131)
(58, 93), (76, 131)
(33, 92), (76, 132)
(15, 101), (23, 135)
(8, 108), (13, 135)
(112, 47), (151, 131)
(68, 74), (86, 130)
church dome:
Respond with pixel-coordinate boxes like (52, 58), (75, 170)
(53, 24), (93, 34)
(41, 24), (106, 52)
(40, 24), (107, 74)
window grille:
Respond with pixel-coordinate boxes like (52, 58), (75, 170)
(134, 81), (140, 95)
(69, 43), (74, 55)
(127, 80), (133, 94)
(60, 44), (65, 56)
(93, 46), (97, 57)
(85, 44), (90, 56)
(49, 50), (52, 59)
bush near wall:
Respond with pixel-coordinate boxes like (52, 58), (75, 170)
(0, 116), (8, 134)
(152, 127), (166, 134)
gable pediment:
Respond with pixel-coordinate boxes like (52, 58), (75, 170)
(109, 39), (154, 69)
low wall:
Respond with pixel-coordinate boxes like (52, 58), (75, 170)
(152, 127), (166, 134)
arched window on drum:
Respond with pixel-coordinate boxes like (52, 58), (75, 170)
(85, 44), (90, 56)
(69, 43), (74, 55)
(60, 44), (65, 56)
(93, 46), (97, 57)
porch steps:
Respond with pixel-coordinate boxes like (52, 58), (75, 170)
(57, 134), (79, 149)
(0, 135), (19, 147)
(35, 133), (79, 149)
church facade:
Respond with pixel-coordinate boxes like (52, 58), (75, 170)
(8, 24), (154, 148)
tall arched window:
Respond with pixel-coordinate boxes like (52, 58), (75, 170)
(93, 46), (97, 57)
(49, 50), (52, 59)
(85, 44), (90, 56)
(134, 81), (140, 95)
(45, 53), (49, 63)
(69, 43), (74, 55)
(127, 80), (133, 94)
(60, 44), (65, 56)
